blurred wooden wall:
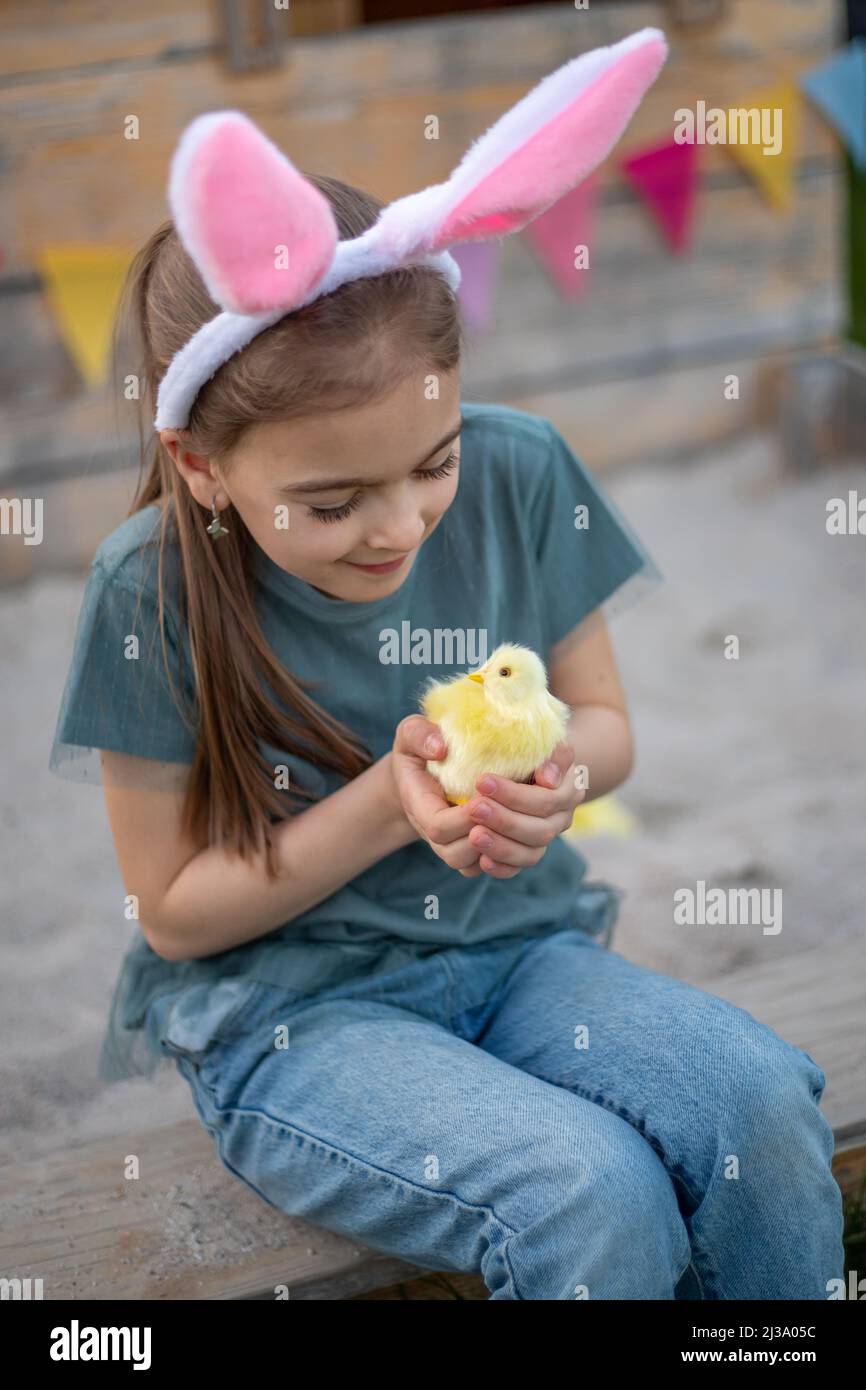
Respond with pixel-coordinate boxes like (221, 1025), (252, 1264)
(0, 0), (843, 575)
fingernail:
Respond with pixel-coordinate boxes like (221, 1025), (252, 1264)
(478, 775), (496, 793)
(543, 762), (561, 785)
(472, 801), (491, 820)
(424, 735), (442, 755)
(475, 832), (493, 849)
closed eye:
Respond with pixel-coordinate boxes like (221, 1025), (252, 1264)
(306, 448), (459, 523)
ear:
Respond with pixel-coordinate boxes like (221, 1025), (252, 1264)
(375, 27), (667, 257)
(168, 110), (339, 315)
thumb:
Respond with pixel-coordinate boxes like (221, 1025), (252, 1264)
(394, 715), (447, 759)
(534, 739), (574, 788)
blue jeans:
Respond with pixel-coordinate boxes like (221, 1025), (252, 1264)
(147, 924), (845, 1299)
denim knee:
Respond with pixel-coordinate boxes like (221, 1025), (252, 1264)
(700, 1011), (835, 1174)
(497, 1116), (692, 1299)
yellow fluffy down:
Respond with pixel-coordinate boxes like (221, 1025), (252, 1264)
(419, 641), (571, 805)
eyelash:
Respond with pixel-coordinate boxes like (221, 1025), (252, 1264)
(306, 448), (460, 523)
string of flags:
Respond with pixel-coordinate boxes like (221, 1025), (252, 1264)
(20, 36), (866, 387)
(454, 39), (860, 331)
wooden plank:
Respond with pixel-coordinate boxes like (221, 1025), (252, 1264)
(0, 0), (839, 272)
(0, 0), (214, 79)
(0, 0), (360, 80)
(1, 1032), (859, 1302)
(705, 938), (866, 1146)
(0, 1118), (424, 1300)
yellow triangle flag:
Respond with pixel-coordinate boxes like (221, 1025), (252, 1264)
(562, 793), (639, 839)
(725, 80), (799, 211)
(37, 245), (133, 387)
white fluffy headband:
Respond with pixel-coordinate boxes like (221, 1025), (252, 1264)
(153, 26), (667, 432)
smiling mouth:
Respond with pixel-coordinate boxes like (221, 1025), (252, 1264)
(345, 554), (408, 572)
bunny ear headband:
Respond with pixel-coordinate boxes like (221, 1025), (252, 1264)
(153, 25), (667, 432)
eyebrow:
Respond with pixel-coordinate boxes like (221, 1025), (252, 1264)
(281, 415), (464, 495)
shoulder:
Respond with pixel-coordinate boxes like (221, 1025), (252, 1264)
(459, 401), (572, 513)
(91, 503), (178, 600)
(461, 400), (557, 462)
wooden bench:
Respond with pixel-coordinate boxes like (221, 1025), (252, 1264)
(2, 939), (863, 1300)
(0, 1119), (430, 1300)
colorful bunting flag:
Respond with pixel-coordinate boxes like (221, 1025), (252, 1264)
(621, 137), (698, 252)
(800, 36), (866, 172)
(36, 245), (132, 387)
(723, 80), (799, 211)
(452, 240), (499, 333)
(521, 174), (601, 299)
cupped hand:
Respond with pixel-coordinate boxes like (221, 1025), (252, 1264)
(461, 740), (585, 879)
(391, 715), (517, 877)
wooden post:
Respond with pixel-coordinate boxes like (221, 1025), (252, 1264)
(847, 2), (866, 346)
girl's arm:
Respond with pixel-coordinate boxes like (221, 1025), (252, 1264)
(100, 745), (419, 963)
(547, 613), (634, 800)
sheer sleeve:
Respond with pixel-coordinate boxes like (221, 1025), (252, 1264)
(48, 557), (197, 785)
(529, 422), (663, 656)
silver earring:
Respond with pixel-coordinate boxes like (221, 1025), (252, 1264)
(206, 493), (229, 540)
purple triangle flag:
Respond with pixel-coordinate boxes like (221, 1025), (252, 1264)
(452, 240), (499, 333)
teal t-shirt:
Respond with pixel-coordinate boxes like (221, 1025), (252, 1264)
(50, 400), (662, 1079)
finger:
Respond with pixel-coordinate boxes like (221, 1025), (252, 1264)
(400, 764), (459, 834)
(532, 739), (576, 789)
(442, 835), (484, 872)
(424, 798), (486, 848)
(394, 714), (447, 760)
(478, 853), (521, 879)
(466, 825), (550, 867)
(469, 770), (576, 819)
(465, 794), (571, 848)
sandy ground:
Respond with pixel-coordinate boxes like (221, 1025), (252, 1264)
(1, 428), (864, 1167)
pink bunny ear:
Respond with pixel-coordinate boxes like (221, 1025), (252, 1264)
(375, 27), (667, 259)
(169, 111), (339, 315)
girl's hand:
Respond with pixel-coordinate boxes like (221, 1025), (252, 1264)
(463, 741), (586, 879)
(390, 716), (485, 878)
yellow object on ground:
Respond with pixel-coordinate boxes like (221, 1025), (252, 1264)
(562, 793), (638, 838)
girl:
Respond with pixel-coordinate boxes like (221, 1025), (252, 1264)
(50, 42), (844, 1300)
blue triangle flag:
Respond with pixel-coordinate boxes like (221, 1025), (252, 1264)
(800, 37), (866, 171)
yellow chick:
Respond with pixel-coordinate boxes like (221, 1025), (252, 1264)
(419, 642), (571, 806)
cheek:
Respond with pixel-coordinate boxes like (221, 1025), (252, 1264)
(429, 471), (460, 516)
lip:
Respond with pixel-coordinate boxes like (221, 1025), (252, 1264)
(345, 553), (408, 574)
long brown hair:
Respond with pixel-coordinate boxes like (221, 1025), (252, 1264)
(114, 172), (463, 878)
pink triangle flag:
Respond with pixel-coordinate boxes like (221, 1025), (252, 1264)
(521, 174), (601, 299)
(451, 240), (499, 333)
(621, 137), (698, 253)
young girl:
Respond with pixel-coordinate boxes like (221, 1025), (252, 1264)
(50, 39), (844, 1300)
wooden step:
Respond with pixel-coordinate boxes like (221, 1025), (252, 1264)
(3, 937), (861, 1300)
(0, 1119), (426, 1301)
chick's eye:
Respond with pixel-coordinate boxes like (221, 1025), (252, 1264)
(499, 666), (511, 677)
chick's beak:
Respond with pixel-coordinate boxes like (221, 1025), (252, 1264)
(467, 672), (484, 684)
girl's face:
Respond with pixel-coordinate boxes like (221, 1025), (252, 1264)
(166, 369), (462, 602)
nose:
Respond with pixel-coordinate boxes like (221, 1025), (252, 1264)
(363, 489), (428, 554)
